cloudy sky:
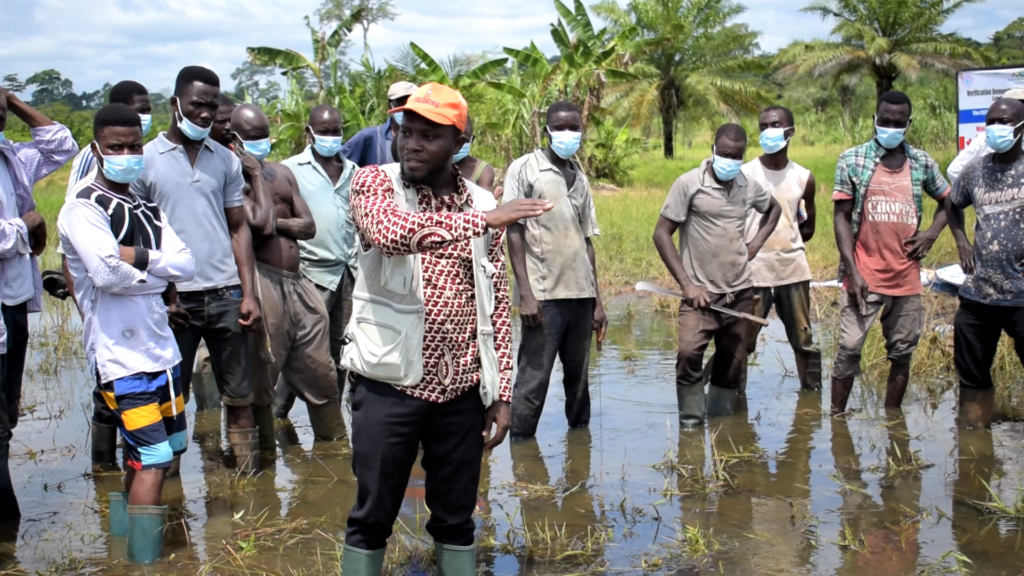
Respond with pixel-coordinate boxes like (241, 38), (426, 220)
(1, 0), (1012, 96)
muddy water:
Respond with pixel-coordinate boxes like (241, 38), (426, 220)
(2, 297), (1023, 575)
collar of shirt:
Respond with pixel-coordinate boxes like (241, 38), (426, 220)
(400, 164), (471, 209)
(293, 145), (356, 190)
(154, 132), (217, 154)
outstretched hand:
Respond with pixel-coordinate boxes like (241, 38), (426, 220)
(484, 199), (552, 229)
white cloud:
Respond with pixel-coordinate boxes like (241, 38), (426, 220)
(0, 0), (1008, 97)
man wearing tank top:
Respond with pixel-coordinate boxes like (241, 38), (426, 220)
(738, 105), (821, 392)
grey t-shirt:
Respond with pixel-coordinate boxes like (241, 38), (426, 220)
(661, 159), (773, 294)
(131, 133), (245, 292)
(950, 154), (1024, 306)
(502, 149), (599, 301)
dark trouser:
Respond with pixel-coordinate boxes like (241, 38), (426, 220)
(0, 303), (27, 523)
(345, 376), (484, 551)
(174, 287), (253, 407)
(953, 298), (1024, 390)
(676, 289), (753, 389)
(511, 298), (594, 438)
(275, 269), (353, 416)
(747, 282), (821, 389)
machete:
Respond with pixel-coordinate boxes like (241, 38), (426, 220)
(635, 282), (769, 327)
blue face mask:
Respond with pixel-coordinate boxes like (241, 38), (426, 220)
(242, 137), (271, 161)
(139, 114), (153, 137)
(174, 98), (211, 141)
(393, 112), (405, 126)
(95, 145), (145, 184)
(547, 128), (582, 159)
(759, 127), (790, 155)
(874, 123), (907, 150)
(985, 121), (1024, 153)
(712, 147), (743, 181)
(309, 127), (343, 157)
(453, 142), (471, 163)
(0, 132), (5, 146)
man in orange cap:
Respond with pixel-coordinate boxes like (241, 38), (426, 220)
(339, 83), (553, 575)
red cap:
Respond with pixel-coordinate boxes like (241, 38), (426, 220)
(388, 83), (468, 132)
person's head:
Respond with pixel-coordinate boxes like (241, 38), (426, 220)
(109, 80), (152, 137)
(758, 105), (794, 155)
(211, 93), (235, 147)
(91, 104), (145, 185)
(545, 101), (583, 159)
(1005, 87), (1024, 106)
(874, 91), (912, 149)
(984, 97), (1024, 154)
(230, 104), (272, 161)
(389, 83), (468, 184)
(388, 81), (418, 128)
(454, 116), (476, 163)
(172, 66), (221, 140)
(711, 123), (747, 182)
(305, 104), (343, 158)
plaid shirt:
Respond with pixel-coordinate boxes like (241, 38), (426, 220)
(832, 139), (949, 281)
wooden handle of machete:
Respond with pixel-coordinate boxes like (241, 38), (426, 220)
(737, 311), (770, 327)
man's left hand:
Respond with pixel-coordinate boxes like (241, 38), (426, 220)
(593, 303), (608, 350)
(483, 400), (511, 451)
(238, 296), (262, 331)
(904, 232), (937, 261)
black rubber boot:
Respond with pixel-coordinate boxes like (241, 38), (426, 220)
(676, 385), (705, 428)
(795, 351), (822, 391)
(830, 376), (855, 415)
(308, 401), (346, 441)
(705, 385), (738, 416)
(253, 406), (277, 451)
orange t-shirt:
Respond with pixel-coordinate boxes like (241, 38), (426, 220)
(840, 162), (922, 296)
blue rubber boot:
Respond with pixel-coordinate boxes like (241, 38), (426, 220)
(108, 491), (128, 537)
(126, 504), (167, 564)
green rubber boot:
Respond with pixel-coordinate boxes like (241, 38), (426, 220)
(308, 401), (346, 441)
(126, 504), (167, 564)
(706, 385), (738, 417)
(676, 385), (705, 428)
(108, 491), (128, 537)
(340, 543), (385, 576)
(435, 541), (477, 576)
(253, 406), (277, 451)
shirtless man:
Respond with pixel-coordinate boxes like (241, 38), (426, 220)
(230, 104), (345, 448)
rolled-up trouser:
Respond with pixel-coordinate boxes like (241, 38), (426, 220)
(345, 376), (484, 551)
(676, 288), (753, 390)
(832, 291), (921, 379)
(251, 263), (338, 408)
(174, 286), (253, 407)
(511, 298), (594, 438)
(746, 282), (821, 389)
(953, 298), (1024, 390)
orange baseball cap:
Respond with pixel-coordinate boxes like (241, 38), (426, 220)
(388, 83), (468, 132)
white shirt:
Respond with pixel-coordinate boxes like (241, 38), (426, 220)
(0, 156), (34, 305)
(947, 136), (993, 184)
(58, 183), (196, 382)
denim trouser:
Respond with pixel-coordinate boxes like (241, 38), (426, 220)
(174, 286), (253, 406)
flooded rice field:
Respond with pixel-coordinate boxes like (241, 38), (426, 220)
(2, 297), (1024, 575)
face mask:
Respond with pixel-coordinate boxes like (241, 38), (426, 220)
(759, 127), (790, 154)
(985, 121), (1024, 153)
(241, 137), (271, 161)
(139, 114), (153, 137)
(874, 123), (907, 150)
(453, 142), (471, 163)
(393, 112), (404, 126)
(712, 147), (743, 181)
(174, 98), (211, 141)
(95, 145), (145, 184)
(309, 127), (343, 157)
(0, 132), (5, 146)
(547, 128), (582, 159)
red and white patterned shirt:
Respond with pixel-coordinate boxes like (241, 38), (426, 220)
(350, 164), (513, 403)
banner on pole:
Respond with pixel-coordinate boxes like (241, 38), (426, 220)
(957, 66), (1024, 151)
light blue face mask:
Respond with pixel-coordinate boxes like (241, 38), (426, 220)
(174, 98), (211, 141)
(94, 144), (145, 184)
(453, 142), (471, 163)
(393, 112), (405, 126)
(759, 127), (791, 155)
(139, 114), (153, 137)
(712, 147), (743, 181)
(985, 121), (1024, 153)
(547, 128), (582, 159)
(874, 123), (908, 150)
(0, 132), (5, 146)
(242, 137), (272, 161)
(309, 127), (343, 157)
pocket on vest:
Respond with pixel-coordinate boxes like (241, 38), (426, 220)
(341, 292), (424, 387)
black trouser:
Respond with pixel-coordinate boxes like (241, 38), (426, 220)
(0, 303), (27, 524)
(345, 376), (484, 551)
(953, 298), (1024, 390)
(511, 298), (593, 438)
(174, 286), (253, 406)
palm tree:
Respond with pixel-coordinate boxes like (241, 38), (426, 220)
(775, 0), (992, 100)
(594, 0), (768, 159)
